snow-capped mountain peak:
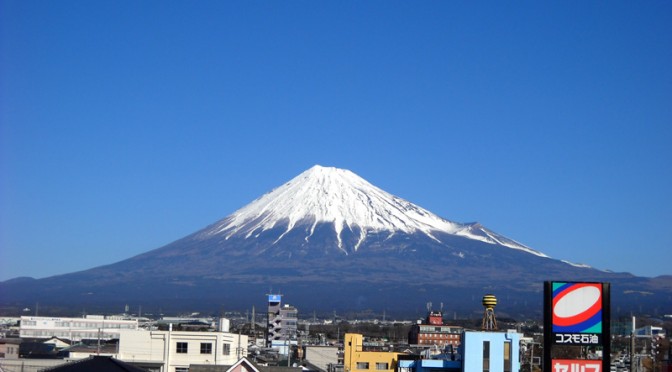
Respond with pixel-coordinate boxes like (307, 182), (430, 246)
(205, 165), (547, 257)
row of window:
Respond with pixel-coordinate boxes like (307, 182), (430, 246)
(356, 362), (389, 370)
(52, 321), (136, 329)
(418, 326), (460, 333)
(420, 334), (459, 338)
(175, 342), (231, 355)
(22, 320), (136, 329)
(21, 330), (117, 339)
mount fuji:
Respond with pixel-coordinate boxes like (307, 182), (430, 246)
(1, 165), (670, 317)
(202, 165), (545, 258)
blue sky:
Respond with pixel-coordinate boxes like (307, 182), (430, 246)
(1, 1), (670, 281)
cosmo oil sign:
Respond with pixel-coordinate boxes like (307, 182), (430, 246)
(544, 282), (611, 372)
(551, 282), (604, 345)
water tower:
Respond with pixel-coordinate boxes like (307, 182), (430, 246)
(481, 294), (498, 330)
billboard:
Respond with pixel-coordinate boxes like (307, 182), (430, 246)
(268, 294), (282, 303)
(544, 281), (610, 372)
(549, 282), (607, 345)
(551, 359), (602, 372)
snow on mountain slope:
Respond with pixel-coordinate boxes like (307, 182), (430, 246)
(204, 165), (548, 257)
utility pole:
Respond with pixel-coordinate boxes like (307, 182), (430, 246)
(251, 306), (256, 339)
(630, 316), (635, 372)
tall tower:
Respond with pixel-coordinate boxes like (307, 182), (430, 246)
(481, 294), (498, 331)
(267, 294), (282, 347)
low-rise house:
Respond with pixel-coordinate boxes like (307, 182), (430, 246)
(43, 337), (71, 350)
(41, 355), (147, 372)
(62, 342), (118, 359)
(19, 342), (60, 359)
(0, 338), (21, 359)
(190, 356), (302, 372)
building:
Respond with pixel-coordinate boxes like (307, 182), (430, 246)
(399, 330), (521, 372)
(343, 333), (403, 372)
(0, 337), (21, 359)
(304, 346), (340, 372)
(116, 327), (248, 372)
(397, 358), (461, 372)
(267, 295), (298, 350)
(189, 356), (302, 372)
(20, 315), (138, 341)
(40, 355), (148, 372)
(460, 330), (520, 372)
(408, 310), (462, 349)
(634, 325), (665, 338)
(6, 320), (247, 372)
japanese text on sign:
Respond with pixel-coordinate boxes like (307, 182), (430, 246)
(552, 359), (601, 372)
(555, 333), (600, 345)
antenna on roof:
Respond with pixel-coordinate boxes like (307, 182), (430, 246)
(426, 302), (432, 312)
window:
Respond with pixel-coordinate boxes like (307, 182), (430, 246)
(200, 342), (212, 354)
(356, 362), (369, 370)
(483, 341), (490, 372)
(223, 343), (231, 355)
(176, 342), (188, 354)
(376, 363), (389, 370)
(503, 341), (512, 372)
(175, 368), (189, 372)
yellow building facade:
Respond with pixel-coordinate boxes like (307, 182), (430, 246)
(343, 333), (404, 372)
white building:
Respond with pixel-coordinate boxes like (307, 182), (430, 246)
(20, 315), (138, 341)
(116, 328), (248, 372)
(305, 345), (339, 372)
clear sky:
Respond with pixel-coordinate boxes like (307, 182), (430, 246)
(1, 1), (670, 281)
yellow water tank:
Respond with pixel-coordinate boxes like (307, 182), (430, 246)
(482, 294), (497, 309)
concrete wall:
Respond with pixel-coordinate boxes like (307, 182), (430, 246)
(305, 345), (339, 371)
(460, 331), (520, 372)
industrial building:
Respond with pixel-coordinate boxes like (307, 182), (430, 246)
(408, 307), (462, 350)
(19, 315), (138, 341)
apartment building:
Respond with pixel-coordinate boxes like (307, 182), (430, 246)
(116, 327), (248, 372)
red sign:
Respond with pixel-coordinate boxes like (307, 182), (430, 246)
(551, 359), (601, 372)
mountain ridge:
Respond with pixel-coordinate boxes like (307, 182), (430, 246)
(0, 165), (669, 317)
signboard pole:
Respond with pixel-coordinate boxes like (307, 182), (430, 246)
(603, 283), (611, 369)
